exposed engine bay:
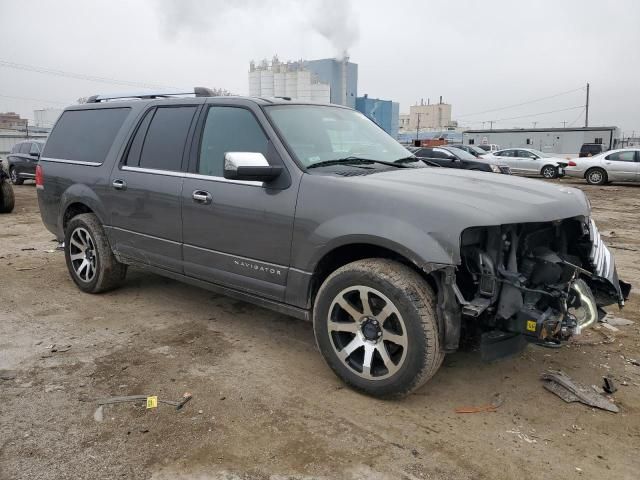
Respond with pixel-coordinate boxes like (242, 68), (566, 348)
(453, 216), (630, 352)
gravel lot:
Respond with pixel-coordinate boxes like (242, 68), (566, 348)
(1, 180), (639, 480)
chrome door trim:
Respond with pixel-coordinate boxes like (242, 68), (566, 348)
(40, 157), (102, 167)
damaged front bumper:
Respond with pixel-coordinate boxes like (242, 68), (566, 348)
(443, 216), (631, 354)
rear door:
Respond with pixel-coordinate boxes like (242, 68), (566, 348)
(107, 104), (199, 272)
(493, 149), (519, 172)
(181, 104), (297, 301)
(601, 150), (639, 181)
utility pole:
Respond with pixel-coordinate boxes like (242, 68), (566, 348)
(25, 119), (29, 138)
(561, 121), (567, 128)
(532, 122), (538, 128)
(585, 82), (590, 127)
(489, 120), (494, 130)
(415, 113), (422, 143)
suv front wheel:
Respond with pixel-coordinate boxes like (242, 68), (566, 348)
(313, 259), (443, 398)
(64, 213), (127, 293)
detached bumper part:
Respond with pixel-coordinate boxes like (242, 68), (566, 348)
(588, 218), (630, 306)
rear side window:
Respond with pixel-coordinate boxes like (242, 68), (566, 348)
(30, 143), (41, 154)
(43, 108), (129, 164)
(605, 151), (636, 162)
(198, 107), (268, 177)
(19, 143), (31, 154)
(133, 106), (197, 171)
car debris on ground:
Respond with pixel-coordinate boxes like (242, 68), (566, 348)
(541, 371), (619, 413)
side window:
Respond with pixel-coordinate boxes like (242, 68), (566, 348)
(137, 106), (197, 171)
(518, 150), (535, 158)
(468, 139), (475, 145)
(526, 138), (531, 145)
(198, 107), (268, 177)
(125, 109), (155, 167)
(605, 151), (635, 162)
(19, 143), (32, 154)
(11, 143), (21, 154)
(595, 138), (603, 144)
(30, 142), (41, 154)
(496, 150), (511, 157)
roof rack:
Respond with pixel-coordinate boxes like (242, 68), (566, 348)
(86, 87), (216, 103)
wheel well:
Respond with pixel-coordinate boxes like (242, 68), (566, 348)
(63, 203), (94, 230)
(309, 243), (436, 306)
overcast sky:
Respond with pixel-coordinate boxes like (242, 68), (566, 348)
(1, 0), (638, 133)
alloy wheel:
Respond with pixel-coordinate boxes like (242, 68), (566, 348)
(588, 170), (603, 184)
(327, 286), (408, 380)
(542, 166), (556, 178)
(69, 227), (97, 282)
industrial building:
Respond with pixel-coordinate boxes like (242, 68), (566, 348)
(355, 94), (399, 138)
(248, 55), (358, 107)
(401, 98), (453, 132)
(462, 126), (621, 156)
(34, 108), (62, 128)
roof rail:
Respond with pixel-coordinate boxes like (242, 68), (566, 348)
(86, 87), (216, 103)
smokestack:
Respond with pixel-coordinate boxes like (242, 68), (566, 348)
(439, 95), (443, 104)
(341, 51), (348, 106)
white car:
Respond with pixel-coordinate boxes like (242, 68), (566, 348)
(485, 148), (570, 178)
(564, 148), (640, 185)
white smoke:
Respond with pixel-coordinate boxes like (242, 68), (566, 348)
(308, 0), (360, 56)
(155, 0), (360, 56)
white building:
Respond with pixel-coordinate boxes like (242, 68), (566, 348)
(34, 108), (62, 128)
(462, 126), (621, 156)
(249, 57), (330, 103)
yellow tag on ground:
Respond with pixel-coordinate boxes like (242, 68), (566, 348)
(526, 320), (537, 332)
(146, 396), (158, 409)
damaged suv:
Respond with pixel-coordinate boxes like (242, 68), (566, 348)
(37, 89), (630, 398)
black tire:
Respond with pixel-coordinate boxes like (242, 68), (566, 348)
(585, 168), (608, 186)
(540, 165), (557, 179)
(0, 180), (15, 213)
(64, 213), (127, 293)
(9, 167), (24, 185)
(313, 259), (444, 398)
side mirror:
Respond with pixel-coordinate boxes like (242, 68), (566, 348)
(223, 152), (282, 182)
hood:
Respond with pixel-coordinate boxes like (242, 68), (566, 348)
(348, 167), (590, 226)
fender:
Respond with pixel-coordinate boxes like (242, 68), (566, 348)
(57, 184), (108, 238)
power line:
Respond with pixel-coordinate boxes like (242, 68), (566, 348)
(492, 105), (584, 123)
(456, 86), (586, 118)
(0, 94), (69, 106)
(0, 59), (174, 89)
(568, 107), (586, 127)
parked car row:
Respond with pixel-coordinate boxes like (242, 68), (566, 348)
(6, 140), (45, 184)
(565, 148), (640, 185)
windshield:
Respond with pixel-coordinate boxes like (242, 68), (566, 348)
(468, 145), (487, 155)
(446, 147), (478, 161)
(528, 149), (550, 158)
(265, 105), (412, 167)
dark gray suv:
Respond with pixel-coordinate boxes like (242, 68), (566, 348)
(37, 89), (629, 398)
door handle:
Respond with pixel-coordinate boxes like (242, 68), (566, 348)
(192, 190), (212, 205)
(112, 179), (127, 190)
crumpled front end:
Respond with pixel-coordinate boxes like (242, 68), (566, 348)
(451, 216), (630, 352)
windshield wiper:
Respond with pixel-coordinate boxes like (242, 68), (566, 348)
(307, 156), (411, 169)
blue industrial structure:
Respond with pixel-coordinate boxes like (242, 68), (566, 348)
(304, 58), (358, 108)
(355, 94), (400, 138)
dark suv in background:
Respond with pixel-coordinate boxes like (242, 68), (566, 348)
(579, 143), (606, 157)
(7, 140), (45, 184)
(36, 88), (628, 398)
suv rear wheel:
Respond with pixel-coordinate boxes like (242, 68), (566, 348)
(313, 259), (443, 398)
(64, 213), (127, 293)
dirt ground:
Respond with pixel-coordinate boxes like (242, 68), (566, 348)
(1, 179), (639, 480)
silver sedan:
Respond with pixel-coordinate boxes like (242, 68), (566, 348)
(564, 148), (640, 185)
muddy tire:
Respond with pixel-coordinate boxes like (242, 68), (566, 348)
(313, 259), (444, 398)
(9, 167), (24, 185)
(0, 180), (15, 213)
(585, 167), (607, 185)
(541, 165), (558, 179)
(64, 213), (127, 293)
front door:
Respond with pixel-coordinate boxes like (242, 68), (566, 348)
(601, 150), (639, 181)
(494, 150), (519, 172)
(181, 105), (297, 301)
(106, 105), (199, 273)
(515, 150), (541, 174)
